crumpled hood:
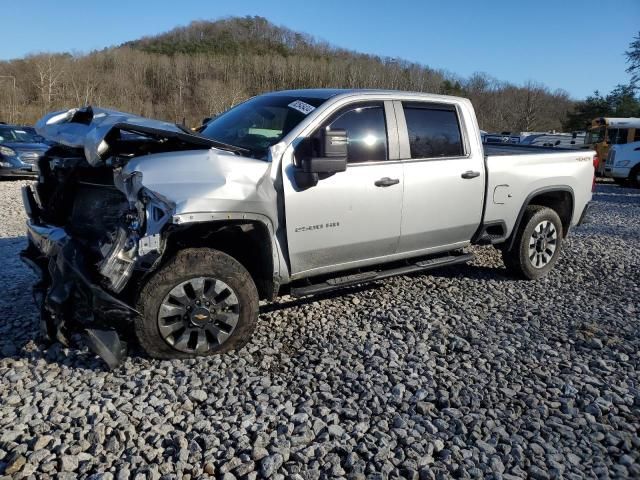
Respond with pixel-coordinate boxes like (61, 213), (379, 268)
(35, 106), (221, 167)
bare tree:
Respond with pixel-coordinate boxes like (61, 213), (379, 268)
(31, 54), (66, 113)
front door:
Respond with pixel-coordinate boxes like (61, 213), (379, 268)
(283, 102), (403, 277)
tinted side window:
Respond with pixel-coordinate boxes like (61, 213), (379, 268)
(327, 105), (387, 162)
(402, 103), (464, 158)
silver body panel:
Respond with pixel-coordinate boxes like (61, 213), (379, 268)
(482, 152), (593, 238)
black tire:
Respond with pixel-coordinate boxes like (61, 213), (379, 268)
(135, 248), (259, 359)
(501, 206), (563, 280)
(628, 166), (640, 189)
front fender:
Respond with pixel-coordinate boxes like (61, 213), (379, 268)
(171, 211), (287, 284)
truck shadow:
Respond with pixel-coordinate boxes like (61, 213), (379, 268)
(0, 235), (43, 359)
(0, 236), (116, 370)
(261, 263), (514, 314)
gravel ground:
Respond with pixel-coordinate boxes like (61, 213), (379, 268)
(0, 179), (639, 480)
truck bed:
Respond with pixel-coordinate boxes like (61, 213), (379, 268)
(484, 143), (578, 157)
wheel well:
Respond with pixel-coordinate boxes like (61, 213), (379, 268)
(527, 190), (573, 237)
(162, 221), (276, 300)
(502, 189), (574, 251)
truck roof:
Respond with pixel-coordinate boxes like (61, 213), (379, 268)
(267, 88), (468, 103)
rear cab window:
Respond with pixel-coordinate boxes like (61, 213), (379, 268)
(402, 102), (464, 159)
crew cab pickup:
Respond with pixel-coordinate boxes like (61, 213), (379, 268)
(22, 89), (595, 367)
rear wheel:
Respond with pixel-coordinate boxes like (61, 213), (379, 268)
(135, 248), (259, 359)
(501, 206), (563, 280)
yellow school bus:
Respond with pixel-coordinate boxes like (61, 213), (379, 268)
(585, 117), (640, 174)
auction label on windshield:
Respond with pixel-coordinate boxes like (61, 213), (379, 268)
(288, 100), (316, 115)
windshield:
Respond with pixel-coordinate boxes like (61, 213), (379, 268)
(0, 126), (44, 144)
(200, 95), (327, 157)
(585, 126), (605, 145)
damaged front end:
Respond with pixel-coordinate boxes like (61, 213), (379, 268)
(21, 106), (221, 368)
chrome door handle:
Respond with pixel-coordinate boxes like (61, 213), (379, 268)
(461, 170), (480, 179)
(374, 177), (400, 187)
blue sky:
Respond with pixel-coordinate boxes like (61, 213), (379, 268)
(3, 0), (638, 99)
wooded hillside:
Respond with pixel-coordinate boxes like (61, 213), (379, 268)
(0, 16), (573, 131)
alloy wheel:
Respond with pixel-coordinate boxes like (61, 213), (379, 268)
(528, 220), (557, 269)
(157, 277), (240, 354)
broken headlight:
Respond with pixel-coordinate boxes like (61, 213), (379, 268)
(97, 227), (138, 293)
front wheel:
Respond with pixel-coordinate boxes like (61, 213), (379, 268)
(501, 206), (563, 280)
(135, 248), (259, 359)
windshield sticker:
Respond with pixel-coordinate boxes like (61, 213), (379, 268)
(288, 100), (316, 115)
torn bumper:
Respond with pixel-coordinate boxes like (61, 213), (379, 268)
(23, 220), (138, 318)
(21, 186), (138, 368)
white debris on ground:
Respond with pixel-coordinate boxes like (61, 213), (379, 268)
(0, 179), (638, 479)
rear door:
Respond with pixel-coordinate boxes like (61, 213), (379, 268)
(283, 101), (404, 276)
(394, 100), (485, 254)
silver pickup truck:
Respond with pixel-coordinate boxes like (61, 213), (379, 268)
(22, 89), (595, 367)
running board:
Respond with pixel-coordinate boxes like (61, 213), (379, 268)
(290, 253), (474, 298)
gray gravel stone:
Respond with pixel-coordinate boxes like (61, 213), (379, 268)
(260, 453), (284, 477)
(59, 455), (79, 472)
(188, 389), (208, 402)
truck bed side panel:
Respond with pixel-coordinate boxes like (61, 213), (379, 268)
(483, 151), (594, 238)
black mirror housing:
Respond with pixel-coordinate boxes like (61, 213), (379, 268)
(303, 128), (348, 173)
(293, 128), (348, 189)
(322, 128), (348, 159)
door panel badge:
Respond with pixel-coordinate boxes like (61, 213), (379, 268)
(295, 221), (340, 233)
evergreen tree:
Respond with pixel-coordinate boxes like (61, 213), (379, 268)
(626, 31), (640, 87)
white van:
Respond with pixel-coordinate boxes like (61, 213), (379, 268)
(605, 141), (640, 187)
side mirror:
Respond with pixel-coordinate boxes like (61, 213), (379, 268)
(294, 129), (348, 189)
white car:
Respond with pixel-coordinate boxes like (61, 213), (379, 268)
(605, 141), (640, 187)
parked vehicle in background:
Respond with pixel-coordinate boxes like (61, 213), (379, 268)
(605, 141), (640, 187)
(483, 132), (521, 144)
(22, 89), (595, 368)
(520, 132), (586, 148)
(0, 125), (49, 178)
(585, 117), (640, 175)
